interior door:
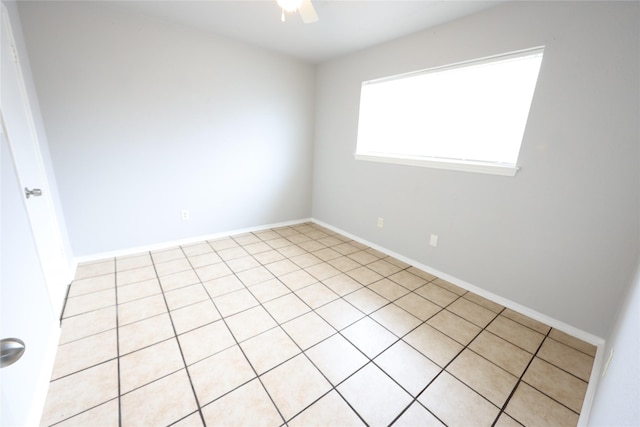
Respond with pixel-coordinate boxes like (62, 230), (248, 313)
(1, 125), (59, 426)
(1, 6), (71, 314)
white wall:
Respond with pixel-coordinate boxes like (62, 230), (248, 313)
(588, 258), (640, 425)
(18, 1), (316, 256)
(312, 1), (639, 338)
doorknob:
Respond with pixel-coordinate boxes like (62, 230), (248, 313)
(1, 338), (26, 368)
(25, 187), (42, 199)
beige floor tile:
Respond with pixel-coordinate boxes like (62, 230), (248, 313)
(295, 282), (339, 309)
(116, 253), (152, 271)
(487, 316), (545, 353)
(344, 287), (388, 314)
(68, 274), (115, 298)
(189, 346), (256, 406)
(120, 369), (197, 426)
(188, 251), (222, 268)
(384, 256), (411, 269)
(241, 327), (301, 374)
(119, 338), (184, 393)
(194, 262), (233, 282)
(202, 274), (244, 297)
(505, 382), (579, 427)
(263, 293), (311, 323)
(333, 242), (361, 255)
(208, 237), (238, 251)
(247, 278), (290, 303)
(313, 247), (343, 262)
(289, 390), (365, 427)
(414, 283), (458, 307)
(548, 329), (597, 357)
(403, 324), (463, 367)
(322, 273), (363, 296)
(155, 258), (192, 277)
(118, 313), (175, 355)
(253, 249), (286, 264)
(315, 298), (365, 330)
(178, 320), (236, 365)
(394, 292), (441, 321)
(523, 357), (588, 413)
(75, 260), (115, 280)
(375, 340), (441, 396)
(151, 248), (185, 264)
(63, 288), (115, 318)
(181, 242), (214, 257)
(59, 306), (116, 344)
(463, 292), (504, 313)
(116, 278), (161, 304)
(431, 278), (466, 295)
(117, 265), (157, 286)
(291, 253), (324, 269)
(539, 336), (597, 382)
(40, 360), (118, 426)
(260, 354), (332, 421)
(305, 334), (368, 385)
(279, 269), (318, 290)
(502, 308), (551, 335)
(265, 259), (300, 276)
(494, 413), (523, 427)
(317, 236), (343, 247)
(51, 330), (117, 380)
(164, 283), (208, 310)
(419, 372), (499, 427)
(469, 331), (533, 377)
(346, 266), (384, 285)
(242, 241), (273, 255)
(201, 379), (282, 427)
(233, 233), (262, 245)
(118, 294), (167, 326)
(226, 305), (278, 342)
(338, 363), (412, 426)
(236, 265), (277, 286)
(282, 311), (336, 350)
(427, 310), (481, 345)
(159, 269), (201, 292)
(393, 402), (445, 426)
(366, 259), (403, 277)
(170, 299), (221, 334)
(53, 399), (119, 427)
(446, 349), (518, 407)
(388, 270), (427, 290)
(213, 288), (259, 318)
(171, 412), (204, 427)
(447, 297), (497, 327)
(217, 246), (250, 261)
(268, 237), (295, 250)
(277, 244), (307, 257)
(305, 262), (341, 281)
(370, 303), (421, 337)
(226, 255), (261, 273)
(328, 255), (362, 272)
(367, 278), (411, 301)
(342, 317), (398, 358)
(406, 266), (437, 281)
(348, 250), (381, 265)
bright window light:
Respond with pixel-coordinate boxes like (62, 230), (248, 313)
(355, 47), (544, 176)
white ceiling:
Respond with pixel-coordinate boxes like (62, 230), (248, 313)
(109, 0), (502, 63)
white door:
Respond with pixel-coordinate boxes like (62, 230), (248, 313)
(1, 6), (72, 315)
(1, 127), (60, 427)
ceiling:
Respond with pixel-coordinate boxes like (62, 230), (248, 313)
(109, 0), (502, 63)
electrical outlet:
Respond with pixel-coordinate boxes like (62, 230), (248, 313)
(377, 217), (384, 228)
(429, 234), (438, 247)
(181, 209), (189, 221)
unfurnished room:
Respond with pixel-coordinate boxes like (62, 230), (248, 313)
(0, 0), (638, 426)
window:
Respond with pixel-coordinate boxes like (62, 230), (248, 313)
(355, 47), (544, 176)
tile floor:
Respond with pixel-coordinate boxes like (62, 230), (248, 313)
(40, 222), (597, 427)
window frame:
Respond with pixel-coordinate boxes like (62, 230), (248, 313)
(354, 47), (545, 177)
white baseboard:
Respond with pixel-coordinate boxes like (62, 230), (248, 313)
(311, 218), (604, 425)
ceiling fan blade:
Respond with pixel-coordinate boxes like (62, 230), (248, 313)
(299, 0), (318, 23)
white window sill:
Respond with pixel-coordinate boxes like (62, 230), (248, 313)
(354, 153), (519, 176)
